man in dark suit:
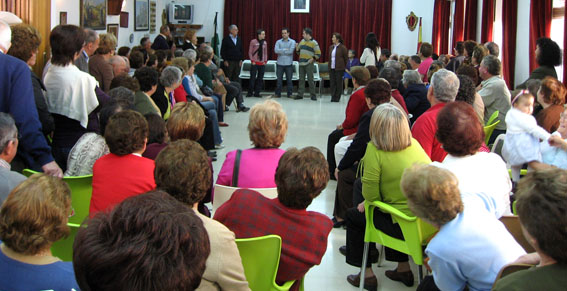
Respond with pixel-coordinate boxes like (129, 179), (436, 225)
(74, 28), (99, 73)
(151, 25), (171, 51)
(220, 24), (244, 83)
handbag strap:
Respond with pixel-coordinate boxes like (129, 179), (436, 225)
(231, 149), (242, 187)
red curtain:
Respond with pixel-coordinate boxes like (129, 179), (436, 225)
(432, 0), (451, 55)
(501, 0), (517, 88)
(481, 0), (494, 43)
(529, 0), (552, 72)
(223, 0), (392, 62)
(464, 0), (478, 41)
(452, 0), (465, 51)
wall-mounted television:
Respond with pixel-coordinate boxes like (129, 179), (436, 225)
(168, 1), (194, 25)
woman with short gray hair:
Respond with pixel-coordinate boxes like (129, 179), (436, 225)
(151, 66), (182, 120)
(402, 70), (429, 124)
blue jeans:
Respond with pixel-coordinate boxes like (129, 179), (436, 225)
(276, 64), (294, 97)
(249, 64), (265, 95)
(202, 99), (222, 145)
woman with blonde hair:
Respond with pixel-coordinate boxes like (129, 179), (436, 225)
(0, 174), (79, 290)
(343, 103), (431, 290)
(182, 29), (198, 51)
(89, 33), (117, 92)
(217, 99), (288, 188)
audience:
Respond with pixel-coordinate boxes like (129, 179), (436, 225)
(142, 113), (168, 159)
(401, 165), (525, 291)
(133, 66), (162, 117)
(152, 66), (182, 120)
(0, 174), (79, 290)
(471, 44), (489, 67)
(74, 28), (99, 73)
(379, 67), (408, 114)
(517, 37), (562, 89)
(74, 191), (209, 290)
(90, 110), (155, 215)
(109, 55), (129, 77)
(155, 140), (249, 290)
(217, 99), (288, 188)
(456, 74), (485, 122)
(215, 147), (332, 291)
(535, 76), (566, 133)
(401, 69), (429, 124)
(89, 33), (117, 92)
(446, 41), (465, 72)
(417, 42), (433, 82)
(463, 40), (478, 64)
(540, 105), (567, 169)
(0, 113), (26, 203)
(484, 41), (500, 57)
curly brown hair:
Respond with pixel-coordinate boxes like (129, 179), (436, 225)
(364, 78), (391, 105)
(0, 174), (71, 255)
(436, 101), (484, 157)
(275, 147), (329, 209)
(154, 140), (211, 205)
(7, 24), (41, 63)
(539, 76), (566, 106)
(104, 110), (148, 155)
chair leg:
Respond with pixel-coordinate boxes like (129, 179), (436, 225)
(377, 245), (384, 267)
(359, 242), (370, 291)
(418, 265), (423, 284)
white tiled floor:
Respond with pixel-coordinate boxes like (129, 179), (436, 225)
(211, 92), (417, 291)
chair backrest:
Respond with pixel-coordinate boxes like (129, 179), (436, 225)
(364, 200), (437, 265)
(212, 184), (278, 210)
(313, 63), (321, 81)
(23, 169), (93, 225)
(491, 133), (506, 157)
(318, 62), (330, 80)
(292, 61), (300, 80)
(486, 110), (500, 126)
(239, 60), (252, 79)
(51, 222), (81, 262)
(499, 215), (535, 253)
(264, 61), (278, 80)
(492, 263), (532, 289)
(235, 235), (295, 291)
(484, 120), (501, 145)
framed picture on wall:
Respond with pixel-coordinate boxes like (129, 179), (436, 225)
(107, 24), (118, 40)
(120, 12), (129, 28)
(134, 0), (149, 31)
(80, 0), (107, 30)
(291, 0), (309, 13)
(60, 12), (67, 25)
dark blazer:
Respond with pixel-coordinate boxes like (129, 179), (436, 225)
(516, 65), (558, 89)
(74, 52), (89, 73)
(338, 107), (376, 171)
(328, 43), (348, 71)
(88, 54), (114, 93)
(403, 83), (430, 125)
(30, 72), (54, 136)
(151, 34), (170, 51)
(181, 41), (197, 51)
(221, 35), (244, 61)
(150, 84), (169, 117)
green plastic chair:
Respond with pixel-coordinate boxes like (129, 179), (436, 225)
(484, 120), (501, 145)
(235, 235), (299, 291)
(51, 222), (81, 262)
(23, 169), (93, 224)
(359, 200), (437, 290)
(486, 110), (500, 126)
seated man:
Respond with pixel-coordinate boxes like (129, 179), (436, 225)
(0, 113), (26, 203)
(154, 139), (249, 290)
(401, 165), (525, 291)
(214, 147), (332, 290)
(493, 169), (567, 290)
(90, 110), (156, 214)
(73, 191), (210, 290)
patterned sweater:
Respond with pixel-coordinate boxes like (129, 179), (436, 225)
(296, 39), (321, 65)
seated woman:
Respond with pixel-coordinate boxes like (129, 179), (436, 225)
(89, 33), (117, 93)
(401, 165), (526, 291)
(343, 103), (431, 290)
(456, 74), (485, 123)
(401, 69), (429, 124)
(0, 174), (79, 290)
(215, 147), (332, 291)
(133, 67), (162, 117)
(492, 169), (567, 290)
(151, 66), (182, 120)
(535, 76), (566, 133)
(73, 191), (210, 290)
(90, 110), (155, 215)
(142, 113), (168, 160)
(434, 101), (512, 218)
(540, 105), (567, 169)
(217, 99), (288, 188)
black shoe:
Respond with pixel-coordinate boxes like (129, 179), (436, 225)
(331, 98), (340, 102)
(246, 93), (253, 97)
(237, 106), (250, 112)
(224, 105), (229, 112)
(339, 245), (347, 256)
(311, 95), (317, 101)
(332, 217), (345, 228)
(292, 95), (303, 100)
(207, 151), (217, 157)
(347, 274), (378, 291)
(385, 269), (414, 287)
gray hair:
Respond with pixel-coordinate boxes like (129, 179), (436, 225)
(481, 55), (501, 76)
(484, 41), (499, 57)
(174, 49), (184, 57)
(84, 28), (98, 45)
(108, 87), (135, 106)
(402, 70), (423, 86)
(0, 20), (11, 52)
(384, 60), (401, 71)
(228, 24), (237, 30)
(0, 112), (17, 153)
(431, 69), (459, 102)
(182, 49), (197, 62)
(160, 66), (182, 87)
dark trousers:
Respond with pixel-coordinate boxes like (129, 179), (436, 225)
(249, 64), (265, 95)
(224, 82), (244, 108)
(198, 117), (215, 151)
(276, 64), (294, 97)
(327, 129), (345, 175)
(333, 166), (356, 219)
(52, 146), (72, 172)
(488, 129), (506, 146)
(225, 60), (241, 83)
(345, 205), (409, 267)
(330, 69), (345, 101)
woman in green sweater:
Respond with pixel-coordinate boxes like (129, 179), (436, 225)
(343, 103), (431, 290)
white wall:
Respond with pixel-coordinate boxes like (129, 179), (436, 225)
(50, 0), (224, 49)
(391, 0), (435, 56)
(514, 0), (530, 87)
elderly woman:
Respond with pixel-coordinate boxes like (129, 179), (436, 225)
(89, 33), (117, 92)
(217, 99), (288, 188)
(182, 29), (198, 51)
(0, 174), (80, 290)
(456, 75), (485, 122)
(434, 101), (512, 218)
(471, 45), (489, 67)
(44, 25), (109, 172)
(401, 165), (525, 291)
(151, 66), (182, 120)
(7, 24), (54, 137)
(329, 32), (348, 102)
(536, 77), (566, 133)
(343, 104), (431, 289)
(401, 69), (429, 124)
(517, 37), (562, 89)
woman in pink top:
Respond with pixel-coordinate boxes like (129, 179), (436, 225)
(217, 100), (288, 188)
(247, 29), (268, 97)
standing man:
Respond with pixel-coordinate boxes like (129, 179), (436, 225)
(151, 25), (170, 51)
(274, 27), (296, 98)
(74, 28), (99, 73)
(139, 36), (152, 64)
(221, 24), (244, 83)
(295, 27), (320, 101)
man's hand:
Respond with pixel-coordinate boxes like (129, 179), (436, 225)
(345, 133), (356, 140)
(336, 124), (343, 130)
(357, 202), (365, 213)
(42, 161), (63, 178)
(204, 96), (214, 102)
(334, 168), (339, 181)
(223, 61), (229, 67)
(549, 135), (567, 150)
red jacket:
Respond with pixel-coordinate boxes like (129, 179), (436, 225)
(342, 87), (369, 135)
(391, 89), (409, 114)
(411, 103), (448, 162)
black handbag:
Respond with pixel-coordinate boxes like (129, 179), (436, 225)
(231, 149), (242, 187)
(200, 85), (214, 96)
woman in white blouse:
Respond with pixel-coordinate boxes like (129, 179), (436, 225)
(360, 32), (381, 67)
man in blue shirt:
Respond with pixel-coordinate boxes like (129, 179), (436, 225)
(274, 28), (296, 98)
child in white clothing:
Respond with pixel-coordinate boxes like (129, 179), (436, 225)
(502, 91), (551, 182)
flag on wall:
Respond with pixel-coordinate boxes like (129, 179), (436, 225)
(212, 12), (220, 56)
(417, 17), (422, 53)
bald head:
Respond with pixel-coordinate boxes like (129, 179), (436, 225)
(110, 55), (128, 76)
(0, 20), (12, 53)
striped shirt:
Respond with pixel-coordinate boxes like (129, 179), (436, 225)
(296, 39), (321, 65)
